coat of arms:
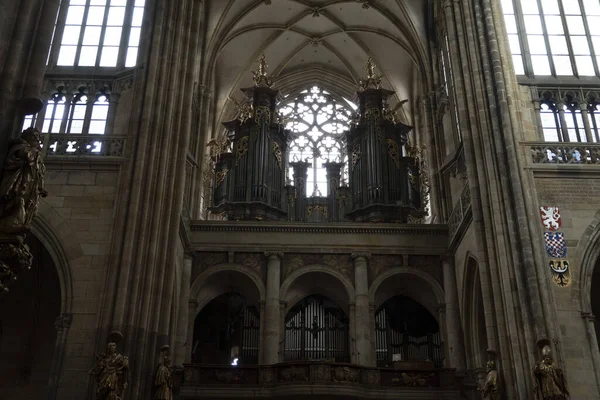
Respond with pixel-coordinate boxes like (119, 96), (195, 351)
(539, 206), (561, 231)
(549, 259), (571, 287)
(544, 232), (567, 258)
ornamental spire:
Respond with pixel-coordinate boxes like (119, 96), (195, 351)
(358, 57), (382, 91)
(252, 53), (273, 88)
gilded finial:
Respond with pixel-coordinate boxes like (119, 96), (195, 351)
(252, 53), (273, 88)
(358, 57), (382, 91)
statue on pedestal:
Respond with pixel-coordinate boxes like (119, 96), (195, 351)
(478, 360), (500, 400)
(0, 127), (47, 234)
(90, 332), (130, 400)
(152, 345), (173, 400)
(533, 344), (569, 400)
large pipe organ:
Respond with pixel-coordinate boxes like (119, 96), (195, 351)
(209, 56), (427, 224)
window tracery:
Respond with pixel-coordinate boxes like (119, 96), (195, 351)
(280, 86), (354, 197)
(50, 0), (145, 68)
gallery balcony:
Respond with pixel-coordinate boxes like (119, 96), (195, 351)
(179, 361), (461, 400)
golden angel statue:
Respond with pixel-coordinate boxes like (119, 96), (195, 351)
(90, 332), (130, 400)
(478, 360), (500, 400)
(0, 127), (47, 234)
(533, 344), (569, 400)
(152, 345), (173, 400)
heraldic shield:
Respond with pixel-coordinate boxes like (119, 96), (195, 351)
(544, 232), (567, 258)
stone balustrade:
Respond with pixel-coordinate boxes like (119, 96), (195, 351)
(525, 141), (600, 165)
(179, 361), (459, 399)
(42, 134), (128, 158)
(447, 183), (471, 242)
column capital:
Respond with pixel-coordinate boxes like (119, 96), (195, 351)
(189, 298), (199, 308)
(351, 252), (371, 261)
(264, 251), (284, 259)
(54, 313), (73, 331)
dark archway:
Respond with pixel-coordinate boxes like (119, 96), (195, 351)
(192, 292), (260, 365)
(0, 234), (61, 398)
(375, 295), (442, 368)
(283, 294), (350, 362)
(591, 258), (600, 349)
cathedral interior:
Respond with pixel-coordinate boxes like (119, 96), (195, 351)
(1, 0), (600, 399)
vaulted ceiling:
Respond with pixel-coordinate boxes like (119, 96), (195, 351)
(202, 0), (431, 130)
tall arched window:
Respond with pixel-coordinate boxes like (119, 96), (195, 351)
(502, 0), (600, 77)
(50, 0), (146, 68)
(279, 86), (355, 197)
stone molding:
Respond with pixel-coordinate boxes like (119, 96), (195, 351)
(190, 221), (448, 236)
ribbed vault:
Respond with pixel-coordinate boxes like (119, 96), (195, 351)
(203, 0), (431, 132)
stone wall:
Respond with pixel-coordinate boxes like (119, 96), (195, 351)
(41, 165), (122, 399)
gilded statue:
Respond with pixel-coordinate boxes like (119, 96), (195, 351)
(0, 127), (47, 234)
(533, 344), (569, 400)
(152, 345), (173, 400)
(358, 57), (382, 91)
(90, 332), (130, 400)
(252, 53), (273, 88)
(478, 360), (500, 400)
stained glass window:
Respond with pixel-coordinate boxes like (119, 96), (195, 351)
(279, 86), (354, 197)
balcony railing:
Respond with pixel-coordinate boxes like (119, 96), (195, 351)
(525, 142), (600, 164)
(181, 362), (458, 393)
(447, 183), (471, 241)
(41, 134), (128, 158)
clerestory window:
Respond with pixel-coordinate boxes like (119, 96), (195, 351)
(24, 88), (111, 136)
(48, 0), (145, 68)
(502, 0), (600, 78)
(279, 86), (355, 197)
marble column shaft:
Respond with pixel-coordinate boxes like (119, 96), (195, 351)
(442, 257), (466, 371)
(263, 251), (283, 364)
(352, 252), (373, 367)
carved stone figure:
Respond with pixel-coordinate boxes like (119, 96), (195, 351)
(478, 360), (500, 400)
(533, 345), (569, 400)
(152, 354), (173, 400)
(0, 128), (47, 234)
(0, 238), (33, 292)
(90, 332), (130, 400)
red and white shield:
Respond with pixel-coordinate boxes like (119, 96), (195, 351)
(540, 206), (561, 231)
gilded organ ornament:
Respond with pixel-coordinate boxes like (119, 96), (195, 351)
(215, 168), (229, 187)
(252, 53), (273, 88)
(387, 139), (400, 168)
(206, 135), (231, 161)
(229, 96), (254, 125)
(358, 57), (382, 91)
(272, 142), (283, 169)
(236, 136), (249, 165)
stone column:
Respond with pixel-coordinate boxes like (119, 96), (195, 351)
(174, 255), (193, 366)
(352, 252), (373, 366)
(556, 100), (570, 142)
(48, 313), (73, 400)
(263, 251), (283, 365)
(582, 313), (600, 389)
(442, 257), (466, 371)
(185, 299), (198, 363)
